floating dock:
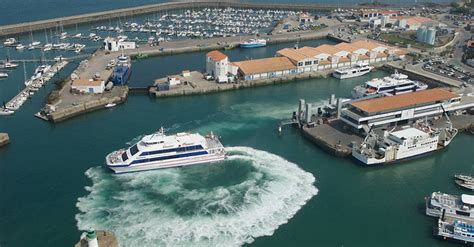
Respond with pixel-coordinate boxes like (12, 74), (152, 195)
(4, 61), (68, 113)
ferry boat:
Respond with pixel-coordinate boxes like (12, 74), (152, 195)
(436, 217), (474, 244)
(352, 118), (458, 165)
(426, 192), (474, 220)
(239, 38), (267, 48)
(105, 128), (226, 173)
(351, 71), (428, 99)
(109, 55), (132, 85)
(332, 63), (373, 79)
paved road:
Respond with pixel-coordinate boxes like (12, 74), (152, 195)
(449, 30), (474, 73)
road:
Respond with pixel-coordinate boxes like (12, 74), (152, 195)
(449, 30), (474, 73)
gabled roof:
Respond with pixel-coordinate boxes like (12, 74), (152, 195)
(207, 50), (227, 61)
(335, 42), (366, 52)
(277, 48), (310, 61)
(351, 40), (386, 50)
(72, 79), (103, 87)
(350, 89), (457, 114)
(314, 44), (341, 55)
(233, 57), (296, 75)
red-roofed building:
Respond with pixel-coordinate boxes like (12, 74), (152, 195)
(206, 50), (229, 78)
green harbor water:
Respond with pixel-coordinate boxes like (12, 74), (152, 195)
(1, 39), (474, 246)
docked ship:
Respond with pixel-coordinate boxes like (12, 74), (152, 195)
(332, 63), (373, 79)
(352, 117), (458, 165)
(105, 128), (226, 173)
(351, 71), (428, 99)
(436, 217), (474, 244)
(426, 192), (474, 220)
(109, 55), (132, 85)
(455, 175), (474, 190)
(239, 38), (267, 48)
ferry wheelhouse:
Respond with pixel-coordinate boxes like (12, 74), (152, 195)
(105, 128), (225, 173)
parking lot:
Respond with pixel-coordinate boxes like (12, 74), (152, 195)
(422, 58), (473, 83)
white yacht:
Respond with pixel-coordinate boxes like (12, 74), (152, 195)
(426, 192), (474, 220)
(3, 38), (16, 46)
(15, 44), (25, 50)
(2, 62), (19, 69)
(0, 72), (8, 79)
(106, 128), (226, 173)
(352, 118), (458, 165)
(332, 63), (373, 79)
(352, 71), (428, 99)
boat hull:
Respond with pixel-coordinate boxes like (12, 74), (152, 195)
(107, 153), (225, 174)
(239, 43), (266, 48)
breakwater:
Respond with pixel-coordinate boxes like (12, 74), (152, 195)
(0, 0), (392, 38)
(48, 87), (128, 123)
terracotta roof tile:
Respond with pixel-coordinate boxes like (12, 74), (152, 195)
(207, 50), (227, 61)
(350, 89), (457, 114)
(233, 57), (296, 75)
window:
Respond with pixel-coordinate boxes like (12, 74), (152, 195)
(121, 152), (129, 161)
(129, 144), (139, 156)
(298, 62), (303, 66)
(305, 61), (312, 66)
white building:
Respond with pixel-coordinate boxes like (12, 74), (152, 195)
(206, 50), (229, 78)
(340, 89), (470, 131)
(71, 79), (105, 94)
(167, 77), (181, 86)
(103, 37), (136, 52)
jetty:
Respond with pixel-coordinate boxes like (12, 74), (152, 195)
(0, 0), (400, 38)
(74, 229), (117, 247)
(0, 133), (10, 147)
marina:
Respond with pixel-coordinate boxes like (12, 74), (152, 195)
(0, 1), (473, 246)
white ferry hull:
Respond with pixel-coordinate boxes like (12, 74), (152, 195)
(332, 69), (371, 79)
(108, 153), (225, 174)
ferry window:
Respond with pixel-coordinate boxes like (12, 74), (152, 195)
(121, 152), (128, 161)
(130, 144), (139, 156)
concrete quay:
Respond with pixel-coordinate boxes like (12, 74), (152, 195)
(300, 114), (474, 159)
(47, 86), (128, 123)
(0, 0), (391, 38)
(151, 70), (331, 98)
(0, 133), (10, 147)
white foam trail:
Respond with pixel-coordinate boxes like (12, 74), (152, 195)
(76, 147), (317, 246)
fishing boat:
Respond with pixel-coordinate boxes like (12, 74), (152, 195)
(110, 55), (132, 85)
(332, 62), (373, 79)
(351, 71), (428, 99)
(105, 128), (226, 173)
(239, 38), (267, 48)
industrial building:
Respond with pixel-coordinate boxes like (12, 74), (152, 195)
(232, 57), (297, 81)
(416, 26), (437, 45)
(339, 89), (474, 131)
(71, 79), (105, 94)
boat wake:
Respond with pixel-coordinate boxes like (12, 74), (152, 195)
(76, 146), (317, 246)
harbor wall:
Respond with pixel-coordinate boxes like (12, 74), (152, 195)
(49, 87), (128, 123)
(0, 0), (391, 38)
(0, 133), (10, 147)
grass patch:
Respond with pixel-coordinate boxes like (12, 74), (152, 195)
(379, 33), (434, 49)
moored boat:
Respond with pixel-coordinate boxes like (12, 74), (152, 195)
(351, 71), (428, 99)
(332, 62), (373, 79)
(239, 38), (267, 48)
